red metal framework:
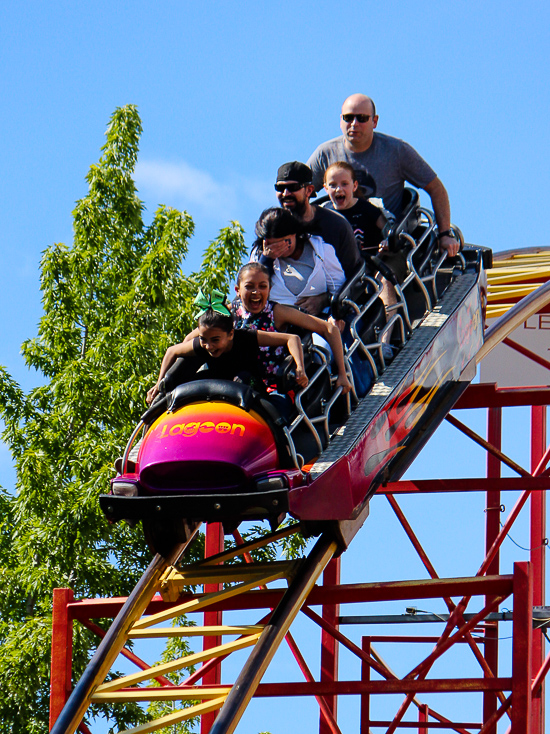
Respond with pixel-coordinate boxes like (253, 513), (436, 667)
(371, 380), (548, 734)
(50, 379), (549, 734)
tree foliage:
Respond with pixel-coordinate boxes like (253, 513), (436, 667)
(0, 105), (247, 732)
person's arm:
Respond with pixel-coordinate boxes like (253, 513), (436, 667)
(423, 177), (460, 257)
(146, 340), (196, 404)
(295, 293), (330, 316)
(256, 331), (308, 389)
(275, 305), (351, 394)
(183, 327), (199, 343)
(375, 213), (386, 230)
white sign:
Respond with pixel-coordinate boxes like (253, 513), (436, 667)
(480, 314), (550, 387)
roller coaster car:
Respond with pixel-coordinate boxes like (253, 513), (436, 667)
(100, 190), (491, 556)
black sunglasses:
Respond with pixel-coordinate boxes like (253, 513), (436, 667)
(274, 182), (308, 193)
(341, 113), (371, 123)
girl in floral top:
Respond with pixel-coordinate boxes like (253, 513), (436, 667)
(233, 262), (351, 395)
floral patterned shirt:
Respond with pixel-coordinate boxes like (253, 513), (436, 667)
(233, 299), (287, 379)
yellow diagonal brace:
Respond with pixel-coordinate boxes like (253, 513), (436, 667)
(92, 686), (232, 703)
(118, 695), (227, 734)
(156, 572), (273, 608)
(95, 633), (261, 693)
(160, 561), (297, 603)
(128, 625), (265, 639)
(140, 566), (289, 624)
(194, 524), (301, 566)
(165, 560), (295, 586)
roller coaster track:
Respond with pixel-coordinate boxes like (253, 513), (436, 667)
(50, 279), (550, 734)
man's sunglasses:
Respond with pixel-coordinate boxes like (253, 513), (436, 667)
(341, 113), (372, 123)
(274, 182), (308, 193)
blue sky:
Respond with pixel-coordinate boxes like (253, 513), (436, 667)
(1, 1), (549, 732)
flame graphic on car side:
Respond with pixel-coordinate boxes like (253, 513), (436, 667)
(363, 350), (454, 483)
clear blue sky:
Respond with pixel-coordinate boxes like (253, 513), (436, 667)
(1, 2), (548, 732)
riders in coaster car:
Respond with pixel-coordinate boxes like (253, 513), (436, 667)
(101, 190), (491, 556)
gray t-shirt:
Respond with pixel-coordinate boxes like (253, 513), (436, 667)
(307, 131), (436, 215)
(280, 243), (315, 296)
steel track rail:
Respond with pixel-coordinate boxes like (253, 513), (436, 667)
(50, 524), (201, 734)
(210, 532), (338, 734)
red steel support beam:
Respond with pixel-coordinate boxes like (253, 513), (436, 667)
(512, 561), (533, 734)
(303, 603), (485, 734)
(201, 522), (224, 734)
(419, 703), (429, 734)
(284, 631), (342, 734)
(478, 695), (513, 734)
(387, 492), (508, 713)
(386, 495), (440, 581)
(530, 406), (547, 734)
(304, 607), (394, 680)
(250, 678), (513, 696)
(409, 597), (507, 680)
(50, 588), (74, 729)
(503, 338), (550, 373)
(366, 722), (481, 730)
(446, 413), (530, 478)
(320, 557), (340, 734)
(304, 609), (473, 734)
(475, 417), (550, 588)
(532, 651), (550, 696)
(455, 384), (550, 410)
(360, 637), (371, 734)
(380, 477), (550, 495)
(126, 678), (513, 697)
(63, 574), (515, 617)
(386, 595), (506, 734)
(484, 407), (502, 734)
(384, 448), (542, 734)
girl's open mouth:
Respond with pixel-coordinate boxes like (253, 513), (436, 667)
(248, 296), (263, 310)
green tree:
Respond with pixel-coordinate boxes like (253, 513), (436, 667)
(0, 105), (247, 733)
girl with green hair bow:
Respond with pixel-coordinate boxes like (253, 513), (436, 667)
(146, 288), (308, 405)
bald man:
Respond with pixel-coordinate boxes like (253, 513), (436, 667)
(307, 94), (459, 257)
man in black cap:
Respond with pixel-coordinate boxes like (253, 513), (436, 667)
(274, 161), (361, 278)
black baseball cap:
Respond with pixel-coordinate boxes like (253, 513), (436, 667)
(276, 161), (316, 197)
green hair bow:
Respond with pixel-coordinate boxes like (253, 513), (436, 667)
(193, 288), (232, 319)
